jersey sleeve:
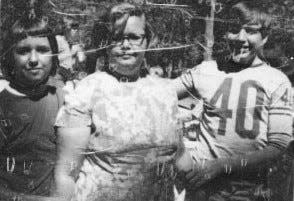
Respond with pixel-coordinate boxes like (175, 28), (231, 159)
(180, 60), (218, 94)
(268, 80), (293, 149)
(55, 77), (96, 128)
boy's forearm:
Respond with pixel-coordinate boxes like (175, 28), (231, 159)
(0, 186), (61, 201)
(171, 78), (188, 99)
(220, 144), (284, 175)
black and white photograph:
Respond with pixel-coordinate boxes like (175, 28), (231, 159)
(0, 0), (293, 200)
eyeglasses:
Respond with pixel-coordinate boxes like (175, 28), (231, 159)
(111, 34), (146, 46)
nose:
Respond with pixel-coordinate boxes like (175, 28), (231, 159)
(28, 50), (38, 67)
(121, 38), (131, 49)
(237, 29), (247, 42)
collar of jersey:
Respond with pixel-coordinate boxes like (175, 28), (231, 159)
(249, 62), (266, 68)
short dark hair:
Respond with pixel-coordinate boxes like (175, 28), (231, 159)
(1, 16), (59, 79)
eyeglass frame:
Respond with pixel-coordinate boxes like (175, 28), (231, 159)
(110, 33), (146, 46)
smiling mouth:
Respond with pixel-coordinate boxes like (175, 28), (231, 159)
(26, 68), (43, 73)
(240, 47), (250, 53)
(234, 45), (250, 54)
(117, 53), (136, 58)
(28, 67), (42, 70)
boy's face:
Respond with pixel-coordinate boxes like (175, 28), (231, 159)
(13, 36), (53, 87)
(226, 22), (267, 66)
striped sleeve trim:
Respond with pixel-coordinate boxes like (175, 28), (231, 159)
(268, 133), (293, 149)
(268, 113), (293, 117)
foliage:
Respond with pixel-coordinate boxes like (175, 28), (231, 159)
(0, 1), (293, 199)
(1, 0), (294, 76)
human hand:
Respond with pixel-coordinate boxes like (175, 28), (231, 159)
(175, 149), (194, 172)
(185, 159), (224, 188)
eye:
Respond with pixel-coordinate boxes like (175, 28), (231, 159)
(244, 27), (259, 34)
(15, 46), (30, 55)
(128, 34), (142, 41)
(227, 23), (242, 34)
(111, 35), (122, 42)
(36, 46), (51, 54)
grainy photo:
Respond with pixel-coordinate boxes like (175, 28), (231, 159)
(0, 0), (293, 201)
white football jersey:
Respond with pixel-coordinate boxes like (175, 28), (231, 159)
(181, 61), (293, 158)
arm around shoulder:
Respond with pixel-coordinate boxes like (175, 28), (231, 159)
(171, 60), (217, 100)
(171, 77), (189, 99)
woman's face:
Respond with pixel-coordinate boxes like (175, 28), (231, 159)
(13, 36), (53, 86)
(108, 15), (148, 77)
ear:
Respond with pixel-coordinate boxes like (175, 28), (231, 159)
(173, 185), (186, 201)
(147, 34), (159, 49)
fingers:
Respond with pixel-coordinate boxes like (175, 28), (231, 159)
(185, 169), (203, 184)
(185, 161), (202, 181)
(192, 177), (209, 188)
(185, 169), (197, 181)
(185, 169), (212, 188)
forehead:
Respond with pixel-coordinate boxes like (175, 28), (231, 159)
(15, 36), (50, 47)
(228, 7), (266, 29)
(123, 15), (146, 34)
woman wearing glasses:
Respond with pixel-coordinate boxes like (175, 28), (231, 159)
(54, 3), (181, 201)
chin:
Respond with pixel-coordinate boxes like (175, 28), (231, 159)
(116, 57), (137, 66)
(118, 61), (136, 68)
(28, 74), (45, 81)
(26, 75), (48, 85)
(116, 64), (139, 76)
(232, 54), (255, 66)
